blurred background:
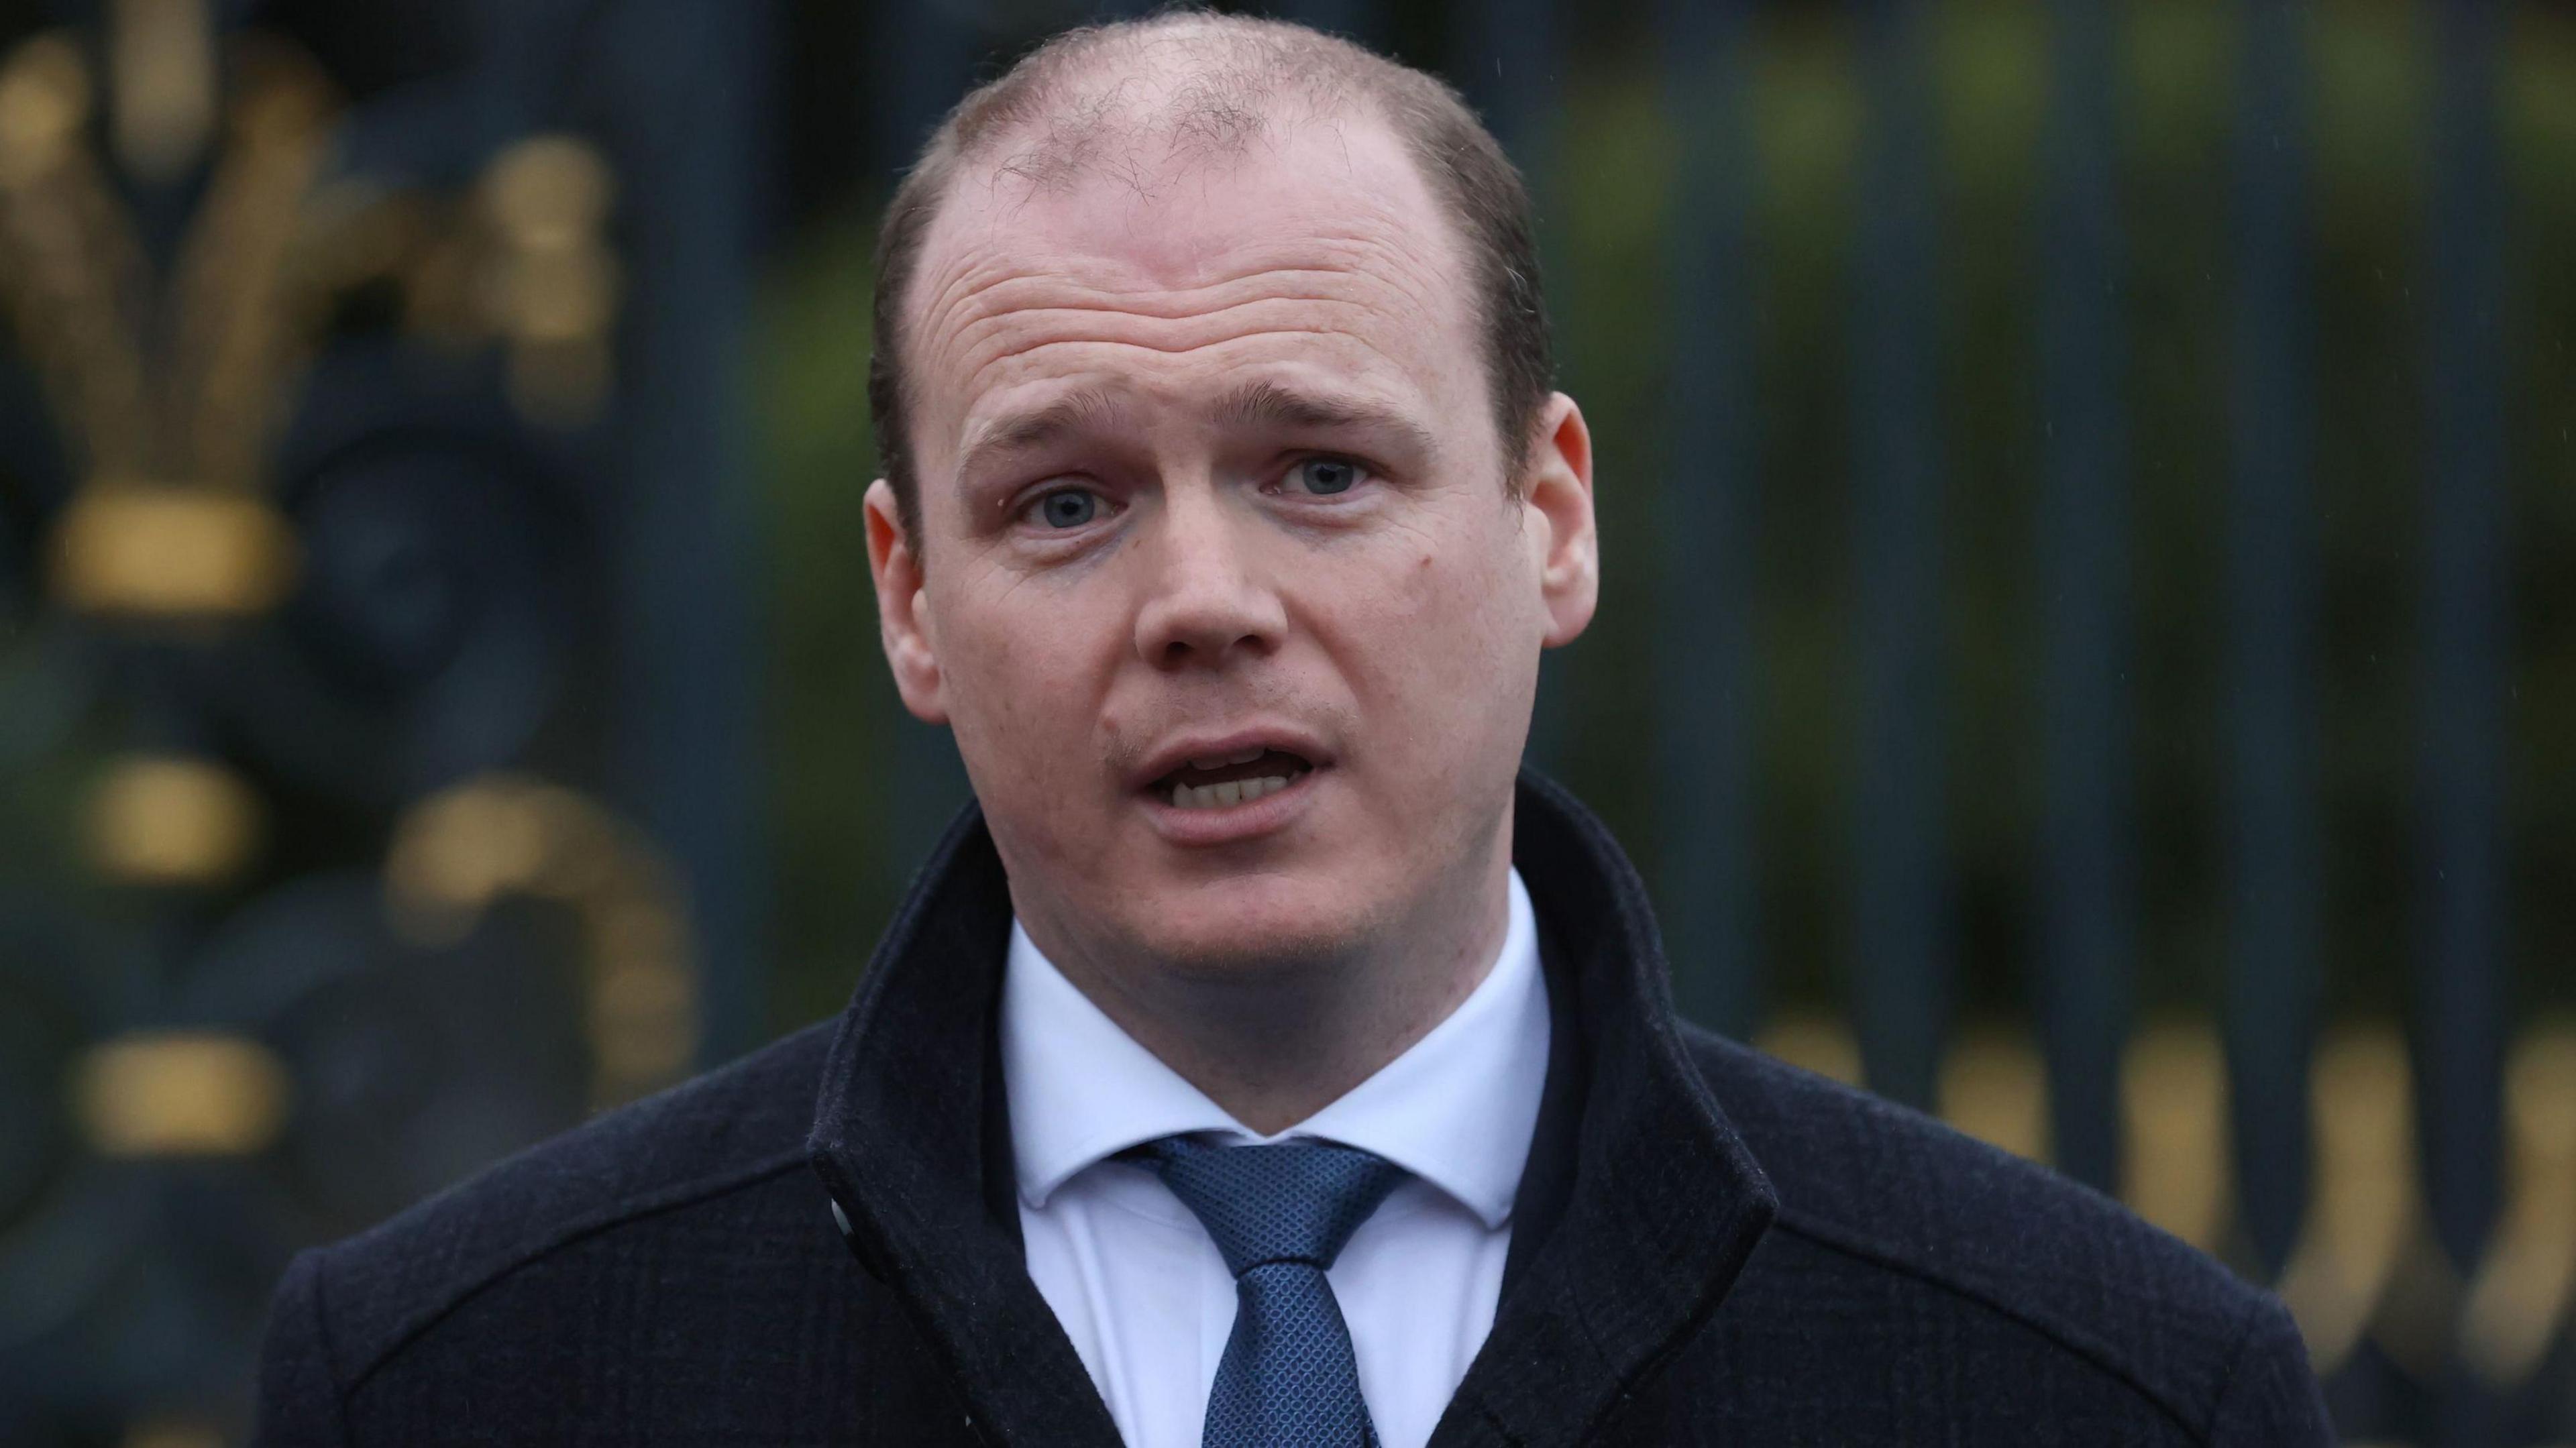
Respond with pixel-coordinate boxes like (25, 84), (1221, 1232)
(0, 0), (2565, 1443)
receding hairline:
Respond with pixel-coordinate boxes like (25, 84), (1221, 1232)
(894, 15), (1459, 335)
(900, 63), (1456, 346)
(964, 17), (1373, 180)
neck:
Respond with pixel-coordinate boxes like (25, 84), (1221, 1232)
(1020, 841), (1515, 1136)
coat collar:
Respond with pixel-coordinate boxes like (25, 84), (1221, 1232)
(807, 771), (1778, 1448)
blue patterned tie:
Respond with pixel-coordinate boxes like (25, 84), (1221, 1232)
(1126, 1135), (1408, 1447)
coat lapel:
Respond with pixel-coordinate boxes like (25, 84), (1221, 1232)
(806, 771), (1778, 1448)
(1428, 774), (1778, 1448)
(806, 805), (1124, 1447)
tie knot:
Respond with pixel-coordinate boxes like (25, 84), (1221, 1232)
(1126, 1135), (1407, 1278)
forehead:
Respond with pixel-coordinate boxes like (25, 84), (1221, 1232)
(900, 111), (1482, 474)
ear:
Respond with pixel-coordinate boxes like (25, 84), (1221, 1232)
(1519, 393), (1598, 648)
(864, 478), (949, 723)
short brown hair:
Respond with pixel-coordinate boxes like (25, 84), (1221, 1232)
(867, 11), (1552, 549)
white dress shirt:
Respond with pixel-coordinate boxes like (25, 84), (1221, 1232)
(1000, 868), (1550, 1448)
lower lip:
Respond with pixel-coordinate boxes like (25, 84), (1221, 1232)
(1139, 767), (1323, 846)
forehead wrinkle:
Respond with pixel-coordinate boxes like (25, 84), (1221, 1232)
(916, 240), (1458, 415)
(926, 258), (1387, 353)
(918, 245), (1453, 410)
(973, 326), (1399, 379)
(953, 328), (1423, 447)
(948, 295), (1380, 380)
(916, 265), (1385, 369)
(913, 207), (1432, 333)
(945, 266), (1373, 323)
(907, 134), (1452, 347)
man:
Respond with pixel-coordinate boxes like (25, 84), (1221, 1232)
(255, 13), (2331, 1446)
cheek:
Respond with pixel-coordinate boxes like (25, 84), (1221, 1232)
(935, 577), (1119, 791)
(1414, 507), (1536, 651)
(1327, 516), (1538, 753)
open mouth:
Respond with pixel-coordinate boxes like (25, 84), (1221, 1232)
(1151, 747), (1316, 811)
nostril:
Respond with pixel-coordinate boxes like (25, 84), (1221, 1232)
(1134, 580), (1285, 667)
(1149, 629), (1270, 669)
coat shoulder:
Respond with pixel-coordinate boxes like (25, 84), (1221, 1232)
(1676, 1021), (2305, 1438)
(291, 1019), (839, 1386)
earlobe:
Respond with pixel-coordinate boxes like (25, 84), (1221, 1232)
(863, 479), (949, 724)
(1524, 394), (1599, 648)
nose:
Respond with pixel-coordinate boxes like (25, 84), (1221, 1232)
(1131, 488), (1285, 671)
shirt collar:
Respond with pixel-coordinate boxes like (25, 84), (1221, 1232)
(1000, 867), (1549, 1231)
(809, 770), (1780, 1448)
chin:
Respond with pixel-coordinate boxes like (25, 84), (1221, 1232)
(1122, 871), (1390, 982)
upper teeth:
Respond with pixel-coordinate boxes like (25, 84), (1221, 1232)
(1171, 775), (1292, 810)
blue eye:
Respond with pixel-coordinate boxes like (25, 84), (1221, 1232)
(1289, 457), (1361, 496)
(1036, 488), (1099, 528)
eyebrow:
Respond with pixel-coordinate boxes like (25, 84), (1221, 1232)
(951, 379), (1442, 487)
(1212, 381), (1441, 461)
(953, 387), (1128, 484)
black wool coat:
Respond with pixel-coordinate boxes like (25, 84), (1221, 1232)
(254, 773), (2334, 1446)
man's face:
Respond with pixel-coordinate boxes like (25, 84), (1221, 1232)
(867, 109), (1597, 981)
